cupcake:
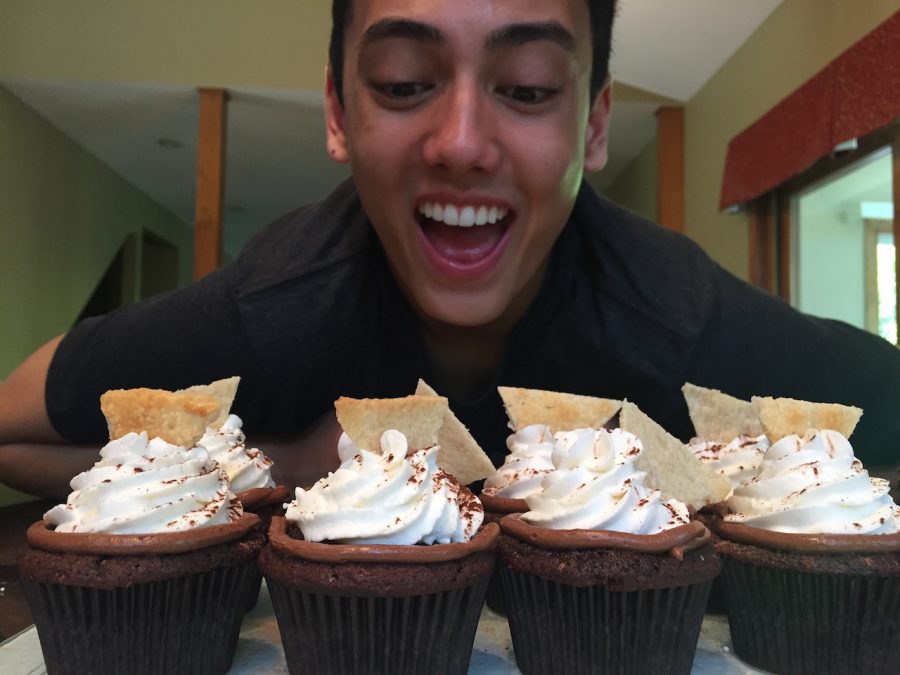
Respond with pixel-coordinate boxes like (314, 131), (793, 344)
(498, 404), (724, 675)
(710, 396), (900, 674)
(682, 383), (770, 611)
(483, 387), (623, 517)
(17, 386), (264, 675)
(683, 383), (769, 492)
(197, 413), (290, 525)
(481, 423), (556, 518)
(259, 394), (500, 675)
(481, 387), (622, 613)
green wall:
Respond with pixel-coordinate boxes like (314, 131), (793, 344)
(0, 84), (192, 505)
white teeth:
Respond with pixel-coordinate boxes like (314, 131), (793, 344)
(444, 204), (459, 226)
(417, 201), (509, 227)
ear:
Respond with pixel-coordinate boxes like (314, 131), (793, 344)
(583, 78), (612, 172)
(325, 65), (350, 164)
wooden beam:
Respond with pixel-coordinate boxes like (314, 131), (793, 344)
(655, 106), (684, 232)
(193, 87), (229, 280)
(748, 194), (777, 294)
(776, 191), (792, 302)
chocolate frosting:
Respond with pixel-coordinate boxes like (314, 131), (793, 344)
(238, 484), (291, 510)
(709, 516), (900, 553)
(479, 492), (528, 515)
(27, 512), (260, 555)
(268, 516), (500, 563)
(499, 514), (711, 561)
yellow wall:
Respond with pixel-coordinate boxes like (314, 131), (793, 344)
(0, 85), (192, 506)
(599, 137), (657, 222)
(684, 0), (900, 278)
(0, 0), (331, 91)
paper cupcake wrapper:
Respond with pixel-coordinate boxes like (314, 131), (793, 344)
(266, 576), (489, 675)
(483, 570), (507, 615)
(704, 575), (727, 614)
(243, 568), (264, 612)
(22, 561), (257, 675)
(499, 565), (711, 675)
(722, 558), (900, 675)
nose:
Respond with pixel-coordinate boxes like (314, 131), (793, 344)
(422, 79), (500, 175)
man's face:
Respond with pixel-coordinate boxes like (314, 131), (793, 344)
(326, 0), (610, 329)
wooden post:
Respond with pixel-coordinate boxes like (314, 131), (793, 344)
(655, 106), (684, 232)
(747, 194), (777, 294)
(193, 87), (229, 280)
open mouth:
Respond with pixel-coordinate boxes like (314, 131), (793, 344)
(415, 200), (513, 269)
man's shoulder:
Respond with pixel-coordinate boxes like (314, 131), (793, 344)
(233, 179), (377, 297)
(571, 184), (721, 336)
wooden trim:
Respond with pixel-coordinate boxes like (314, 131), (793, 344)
(747, 194), (777, 293)
(193, 87), (229, 280)
(655, 106), (684, 232)
(776, 190), (792, 302)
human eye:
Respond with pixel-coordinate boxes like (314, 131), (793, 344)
(496, 85), (558, 106)
(371, 81), (433, 105)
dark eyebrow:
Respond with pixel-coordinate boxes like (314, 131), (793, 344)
(361, 18), (445, 48)
(486, 21), (576, 53)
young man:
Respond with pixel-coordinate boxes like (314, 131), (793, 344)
(1, 0), (898, 498)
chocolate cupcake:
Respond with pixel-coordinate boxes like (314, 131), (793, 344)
(486, 387), (626, 616)
(480, 423), (554, 613)
(197, 413), (290, 527)
(497, 426), (720, 675)
(197, 412), (290, 610)
(17, 430), (264, 675)
(481, 423), (555, 519)
(712, 424), (900, 674)
(259, 395), (500, 675)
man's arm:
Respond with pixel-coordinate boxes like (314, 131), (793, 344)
(0, 334), (65, 445)
(0, 334), (97, 498)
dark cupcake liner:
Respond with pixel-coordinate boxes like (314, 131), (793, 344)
(243, 569), (264, 612)
(266, 576), (490, 675)
(483, 571), (507, 615)
(721, 558), (900, 674)
(22, 561), (257, 675)
(703, 575), (727, 614)
(499, 565), (711, 675)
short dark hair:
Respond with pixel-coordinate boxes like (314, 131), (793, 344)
(329, 1), (618, 107)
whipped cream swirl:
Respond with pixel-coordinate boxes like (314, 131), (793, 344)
(688, 434), (769, 490)
(726, 430), (900, 534)
(286, 430), (484, 545)
(483, 424), (555, 499)
(197, 414), (276, 493)
(44, 432), (239, 534)
(522, 428), (689, 533)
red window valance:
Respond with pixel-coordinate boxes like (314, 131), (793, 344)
(719, 9), (900, 210)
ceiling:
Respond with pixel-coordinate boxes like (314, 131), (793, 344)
(2, 0), (782, 256)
